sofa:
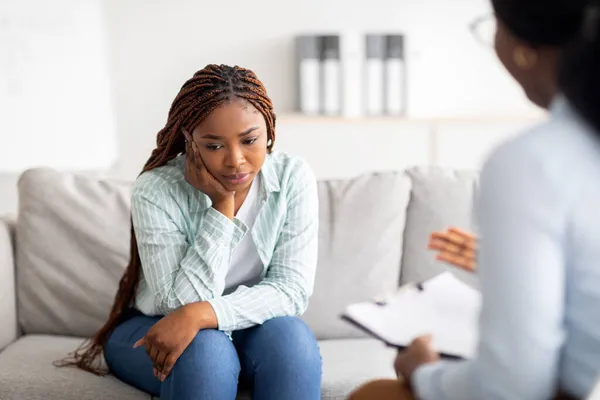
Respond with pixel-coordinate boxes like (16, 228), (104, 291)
(0, 164), (479, 400)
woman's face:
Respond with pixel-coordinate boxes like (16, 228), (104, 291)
(494, 17), (558, 109)
(191, 99), (268, 193)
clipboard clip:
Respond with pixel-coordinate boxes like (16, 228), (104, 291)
(371, 281), (425, 306)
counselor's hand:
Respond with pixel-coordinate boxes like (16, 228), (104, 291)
(428, 227), (478, 272)
(394, 335), (440, 384)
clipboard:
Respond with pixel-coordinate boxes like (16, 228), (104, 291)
(340, 314), (465, 361)
(340, 272), (480, 361)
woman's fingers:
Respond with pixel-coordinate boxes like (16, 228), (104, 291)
(184, 134), (194, 168)
(189, 142), (208, 180)
(155, 350), (168, 381)
(160, 352), (180, 380)
(145, 342), (161, 379)
(148, 344), (159, 365)
(146, 342), (168, 381)
(192, 151), (228, 193)
(183, 134), (206, 187)
(183, 130), (201, 167)
(184, 147), (192, 176)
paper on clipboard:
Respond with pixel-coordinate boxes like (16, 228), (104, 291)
(341, 272), (481, 360)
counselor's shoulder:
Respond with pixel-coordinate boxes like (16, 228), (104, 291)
(264, 151), (317, 196)
(479, 104), (598, 216)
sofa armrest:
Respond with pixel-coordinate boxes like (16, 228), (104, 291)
(0, 217), (18, 351)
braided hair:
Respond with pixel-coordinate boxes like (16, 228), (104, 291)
(54, 64), (277, 375)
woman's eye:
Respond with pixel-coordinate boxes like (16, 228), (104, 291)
(205, 144), (223, 150)
(243, 137), (258, 145)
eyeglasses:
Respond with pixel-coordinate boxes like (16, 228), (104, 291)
(470, 14), (497, 47)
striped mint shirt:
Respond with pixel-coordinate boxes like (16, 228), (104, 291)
(131, 151), (319, 333)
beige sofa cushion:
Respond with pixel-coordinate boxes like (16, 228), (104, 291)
(16, 169), (132, 337)
(0, 218), (17, 351)
(400, 166), (479, 288)
(301, 171), (411, 339)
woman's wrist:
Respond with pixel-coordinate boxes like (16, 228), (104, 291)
(182, 301), (218, 331)
(212, 196), (235, 220)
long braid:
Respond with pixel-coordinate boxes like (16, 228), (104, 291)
(54, 64), (276, 375)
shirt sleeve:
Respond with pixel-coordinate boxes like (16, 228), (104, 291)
(208, 162), (319, 332)
(412, 142), (569, 400)
(131, 175), (248, 315)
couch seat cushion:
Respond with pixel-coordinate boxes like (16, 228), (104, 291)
(318, 338), (396, 399)
(0, 335), (395, 400)
(0, 335), (151, 400)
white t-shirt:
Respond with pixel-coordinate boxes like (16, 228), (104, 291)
(224, 174), (264, 294)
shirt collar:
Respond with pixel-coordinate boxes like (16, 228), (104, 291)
(549, 93), (569, 116)
(258, 152), (281, 195)
(549, 93), (590, 128)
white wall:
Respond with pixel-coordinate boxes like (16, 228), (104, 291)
(0, 0), (116, 172)
(101, 0), (542, 179)
(274, 116), (542, 180)
(0, 0), (547, 216)
(1, 0), (116, 215)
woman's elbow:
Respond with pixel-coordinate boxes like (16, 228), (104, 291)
(289, 284), (311, 316)
(154, 291), (185, 315)
(267, 279), (310, 317)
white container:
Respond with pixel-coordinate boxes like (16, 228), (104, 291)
(365, 35), (386, 116)
(340, 31), (364, 118)
(385, 34), (406, 115)
(296, 36), (321, 115)
(321, 35), (341, 116)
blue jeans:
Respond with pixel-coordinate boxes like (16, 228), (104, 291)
(103, 313), (322, 400)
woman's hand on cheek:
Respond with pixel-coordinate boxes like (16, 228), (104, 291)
(182, 130), (235, 205)
(133, 302), (217, 382)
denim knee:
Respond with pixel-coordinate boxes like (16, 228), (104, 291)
(259, 316), (322, 372)
(167, 329), (240, 387)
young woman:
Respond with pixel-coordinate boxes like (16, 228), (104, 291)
(57, 64), (322, 400)
(350, 0), (600, 399)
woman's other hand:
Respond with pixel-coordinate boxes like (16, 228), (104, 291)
(133, 302), (217, 382)
(183, 130), (235, 206)
(428, 227), (478, 272)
